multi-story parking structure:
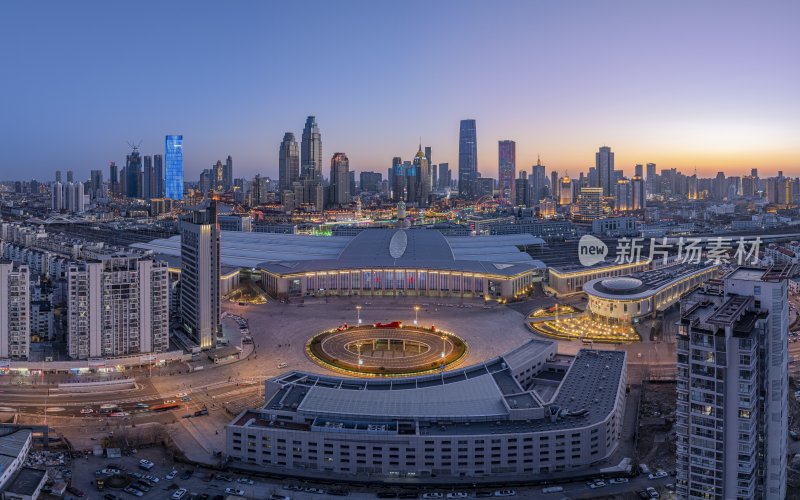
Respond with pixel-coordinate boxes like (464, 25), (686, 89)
(226, 340), (626, 482)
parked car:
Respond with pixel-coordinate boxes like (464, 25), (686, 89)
(66, 486), (86, 497)
(137, 459), (154, 470)
(224, 488), (245, 497)
(166, 469), (178, 480)
(123, 487), (144, 497)
(446, 493), (468, 499)
(172, 488), (188, 500)
(493, 492), (517, 497)
(649, 470), (668, 479)
(646, 487), (660, 499)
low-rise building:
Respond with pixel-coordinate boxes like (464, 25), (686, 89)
(226, 340), (626, 483)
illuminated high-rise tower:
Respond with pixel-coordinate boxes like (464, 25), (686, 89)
(498, 140), (516, 201)
(179, 201), (220, 349)
(165, 135), (184, 200)
(458, 119), (478, 199)
(329, 152), (351, 207)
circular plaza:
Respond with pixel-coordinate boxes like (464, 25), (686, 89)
(306, 323), (468, 376)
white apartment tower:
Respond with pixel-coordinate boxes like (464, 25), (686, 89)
(0, 261), (30, 360)
(179, 202), (220, 350)
(67, 254), (169, 359)
(676, 266), (789, 499)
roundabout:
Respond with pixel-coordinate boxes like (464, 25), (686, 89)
(306, 322), (468, 376)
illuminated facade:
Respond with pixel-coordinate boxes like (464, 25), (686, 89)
(584, 263), (717, 322)
(179, 202), (220, 349)
(259, 229), (543, 300)
(165, 134), (184, 200)
(227, 340), (627, 483)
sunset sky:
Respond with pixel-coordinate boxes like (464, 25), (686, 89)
(1, 0), (798, 181)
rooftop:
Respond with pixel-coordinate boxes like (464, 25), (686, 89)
(233, 341), (626, 435)
(585, 262), (716, 300)
(135, 229), (544, 276)
(4, 467), (46, 496)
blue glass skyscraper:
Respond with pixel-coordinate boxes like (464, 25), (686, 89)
(458, 119), (478, 199)
(165, 135), (183, 200)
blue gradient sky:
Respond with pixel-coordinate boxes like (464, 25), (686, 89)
(1, 0), (798, 181)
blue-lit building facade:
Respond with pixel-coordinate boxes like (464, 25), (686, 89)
(165, 134), (184, 200)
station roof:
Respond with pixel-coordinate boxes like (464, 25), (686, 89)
(133, 229), (545, 277)
(584, 263), (716, 300)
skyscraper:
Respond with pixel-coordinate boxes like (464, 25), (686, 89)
(89, 169), (103, 200)
(595, 146), (614, 196)
(153, 154), (164, 198)
(438, 163), (450, 190)
(498, 140), (516, 202)
(514, 171), (529, 207)
(223, 155), (233, 191)
(279, 132), (300, 196)
(143, 155), (153, 200)
(412, 145), (431, 207)
(458, 119), (478, 199)
(646, 162), (657, 195)
(165, 135), (184, 200)
(301, 116), (322, 180)
(530, 159), (546, 206)
(179, 202), (220, 349)
(126, 145), (143, 198)
(677, 267), (789, 500)
(329, 152), (351, 207)
(109, 162), (119, 196)
(0, 261), (30, 360)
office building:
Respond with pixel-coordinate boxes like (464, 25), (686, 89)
(66, 170), (73, 183)
(631, 176), (645, 210)
(572, 187), (604, 223)
(458, 119), (478, 198)
(646, 163), (657, 195)
(0, 261), (30, 360)
(89, 169), (104, 200)
(424, 146), (433, 189)
(279, 133), (300, 196)
(615, 178), (632, 211)
(301, 116), (322, 180)
(514, 171), (529, 207)
(498, 140), (516, 202)
(412, 145), (431, 206)
(438, 163), (450, 190)
(226, 339), (626, 482)
(126, 145), (143, 198)
(165, 134), (184, 200)
(143, 155), (153, 200)
(676, 266), (790, 500)
(179, 202), (221, 349)
(153, 154), (164, 198)
(224, 155), (233, 191)
(329, 152), (351, 208)
(359, 171), (382, 193)
(109, 162), (119, 196)
(596, 146), (614, 196)
(531, 159), (546, 205)
(66, 253), (169, 360)
(559, 175), (573, 206)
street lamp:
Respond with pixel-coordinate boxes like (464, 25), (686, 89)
(356, 305), (362, 325)
(414, 305), (420, 325)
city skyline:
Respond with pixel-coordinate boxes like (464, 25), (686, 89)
(1, 0), (798, 180)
